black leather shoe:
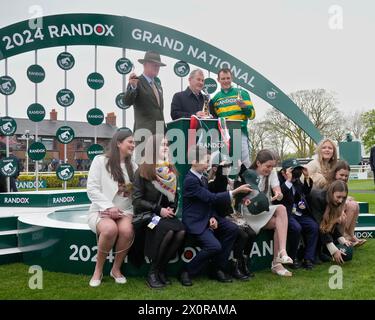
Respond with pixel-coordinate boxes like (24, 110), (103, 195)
(239, 257), (255, 278)
(303, 259), (314, 270)
(232, 260), (249, 281)
(146, 272), (165, 289)
(180, 271), (193, 286)
(216, 270), (233, 283)
(158, 272), (171, 285)
(289, 259), (302, 270)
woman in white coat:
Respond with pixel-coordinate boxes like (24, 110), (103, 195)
(87, 128), (137, 287)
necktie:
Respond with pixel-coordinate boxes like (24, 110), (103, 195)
(201, 176), (208, 188)
(150, 81), (160, 106)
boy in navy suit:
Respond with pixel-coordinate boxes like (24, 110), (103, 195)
(180, 146), (251, 286)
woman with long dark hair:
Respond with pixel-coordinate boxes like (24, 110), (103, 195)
(133, 134), (185, 289)
(240, 149), (293, 277)
(87, 128), (136, 287)
(309, 180), (352, 264)
(326, 160), (366, 246)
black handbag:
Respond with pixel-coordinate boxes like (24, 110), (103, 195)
(132, 194), (163, 228)
(132, 211), (153, 227)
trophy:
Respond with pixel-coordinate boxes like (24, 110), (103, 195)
(236, 84), (243, 102)
(201, 87), (212, 118)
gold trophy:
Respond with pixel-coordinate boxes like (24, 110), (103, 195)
(236, 84), (243, 102)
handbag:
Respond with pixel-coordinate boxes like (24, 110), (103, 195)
(132, 211), (153, 227)
(132, 193), (163, 228)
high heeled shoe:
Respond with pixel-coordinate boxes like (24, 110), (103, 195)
(110, 270), (127, 284)
(89, 274), (103, 287)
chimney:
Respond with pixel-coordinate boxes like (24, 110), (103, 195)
(50, 108), (57, 121)
(106, 112), (116, 126)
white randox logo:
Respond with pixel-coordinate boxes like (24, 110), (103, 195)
(2, 121), (13, 132)
(1, 81), (12, 91)
(177, 65), (186, 73)
(2, 162), (15, 174)
(60, 168), (71, 178)
(60, 94), (71, 103)
(59, 130), (71, 141)
(119, 61), (130, 71)
(266, 88), (278, 100)
(60, 57), (71, 66)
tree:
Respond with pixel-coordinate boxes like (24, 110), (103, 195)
(345, 110), (366, 140)
(264, 128), (290, 160)
(362, 109), (375, 152)
(263, 89), (344, 157)
(248, 120), (268, 161)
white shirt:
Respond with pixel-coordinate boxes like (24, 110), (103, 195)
(258, 170), (279, 201)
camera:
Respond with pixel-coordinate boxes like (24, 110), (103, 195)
(292, 167), (303, 180)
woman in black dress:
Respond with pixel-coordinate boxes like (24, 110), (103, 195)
(133, 134), (185, 289)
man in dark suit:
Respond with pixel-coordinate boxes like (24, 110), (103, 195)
(370, 146), (375, 185)
(170, 69), (208, 120)
(180, 146), (251, 286)
(124, 51), (166, 138)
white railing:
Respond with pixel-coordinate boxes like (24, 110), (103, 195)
(349, 165), (372, 180)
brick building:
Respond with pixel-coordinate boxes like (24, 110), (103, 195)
(10, 109), (118, 171)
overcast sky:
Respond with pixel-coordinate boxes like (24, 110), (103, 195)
(0, 0), (374, 132)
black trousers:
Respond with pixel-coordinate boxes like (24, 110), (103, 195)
(233, 225), (256, 259)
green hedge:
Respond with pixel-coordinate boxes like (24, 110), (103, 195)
(18, 173), (88, 189)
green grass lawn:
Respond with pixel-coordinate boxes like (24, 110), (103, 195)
(0, 240), (374, 300)
(347, 179), (375, 213)
(349, 193), (375, 213)
(348, 179), (374, 191)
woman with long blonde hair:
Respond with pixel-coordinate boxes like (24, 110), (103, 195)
(305, 138), (338, 189)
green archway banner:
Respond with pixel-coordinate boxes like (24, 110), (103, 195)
(0, 13), (322, 142)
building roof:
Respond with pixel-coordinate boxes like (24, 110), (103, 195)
(14, 118), (118, 139)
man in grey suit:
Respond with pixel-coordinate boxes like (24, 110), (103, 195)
(124, 51), (166, 138)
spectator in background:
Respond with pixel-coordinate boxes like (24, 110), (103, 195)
(8, 147), (21, 192)
(370, 146), (375, 186)
(0, 141), (7, 192)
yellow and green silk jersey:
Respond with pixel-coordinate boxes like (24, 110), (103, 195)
(209, 87), (255, 134)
